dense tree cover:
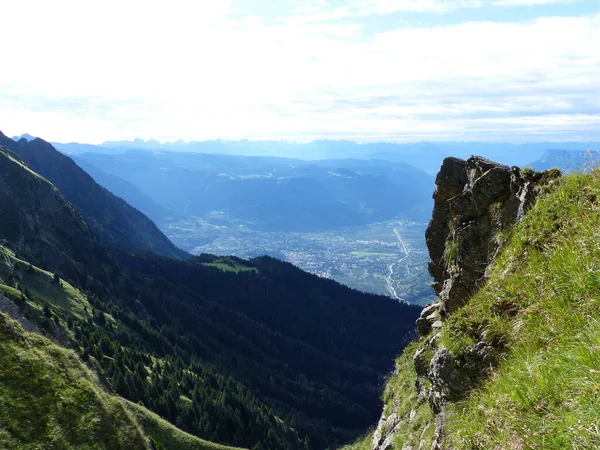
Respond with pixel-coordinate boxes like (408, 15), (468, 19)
(0, 145), (420, 449)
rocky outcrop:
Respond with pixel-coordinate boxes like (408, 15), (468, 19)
(372, 156), (560, 450)
(0, 293), (39, 334)
(424, 156), (560, 318)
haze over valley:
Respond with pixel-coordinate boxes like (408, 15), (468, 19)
(45, 138), (595, 303)
(3, 1), (600, 449)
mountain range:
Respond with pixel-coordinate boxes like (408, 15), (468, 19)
(0, 132), (187, 259)
(71, 151), (434, 232)
(0, 132), (421, 449)
(54, 138), (599, 174)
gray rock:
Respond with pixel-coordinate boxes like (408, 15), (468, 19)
(0, 293), (39, 334)
(426, 156), (560, 314)
(369, 157), (560, 450)
(416, 301), (441, 336)
(427, 347), (472, 414)
(372, 413), (401, 450)
(413, 347), (429, 377)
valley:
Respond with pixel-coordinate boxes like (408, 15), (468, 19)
(0, 134), (423, 449)
(162, 217), (435, 305)
(4, 0), (600, 447)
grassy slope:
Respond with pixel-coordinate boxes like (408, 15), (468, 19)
(0, 312), (150, 449)
(202, 257), (259, 274)
(348, 169), (600, 449)
(0, 249), (243, 450)
(443, 169), (600, 448)
(0, 312), (243, 450)
(125, 401), (245, 450)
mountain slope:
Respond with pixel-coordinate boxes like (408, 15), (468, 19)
(0, 311), (150, 450)
(527, 148), (600, 173)
(72, 157), (173, 223)
(0, 311), (240, 450)
(0, 145), (112, 286)
(0, 142), (421, 449)
(72, 151), (434, 231)
(0, 131), (187, 259)
(346, 157), (600, 449)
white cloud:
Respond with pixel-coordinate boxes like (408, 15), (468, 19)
(493, 0), (574, 6)
(291, 0), (577, 20)
(0, 1), (599, 142)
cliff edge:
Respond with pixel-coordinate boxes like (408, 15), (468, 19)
(346, 156), (594, 450)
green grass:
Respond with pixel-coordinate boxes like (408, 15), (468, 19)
(0, 244), (91, 320)
(0, 312), (245, 450)
(20, 271), (91, 318)
(0, 312), (150, 449)
(440, 170), (600, 448)
(347, 170), (600, 449)
(443, 239), (459, 264)
(125, 401), (244, 450)
(0, 285), (23, 303)
(202, 257), (258, 274)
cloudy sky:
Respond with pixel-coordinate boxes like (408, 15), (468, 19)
(2, 0), (600, 143)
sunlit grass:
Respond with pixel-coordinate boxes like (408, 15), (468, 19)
(443, 170), (600, 448)
(346, 169), (600, 449)
(0, 312), (150, 449)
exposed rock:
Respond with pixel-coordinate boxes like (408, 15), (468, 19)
(413, 347), (429, 378)
(425, 157), (467, 288)
(414, 333), (439, 403)
(431, 321), (443, 330)
(0, 293), (39, 334)
(431, 413), (446, 450)
(428, 347), (469, 414)
(372, 157), (561, 449)
(415, 301), (441, 336)
(426, 156), (560, 315)
(372, 413), (402, 450)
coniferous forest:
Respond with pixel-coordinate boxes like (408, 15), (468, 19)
(0, 134), (421, 449)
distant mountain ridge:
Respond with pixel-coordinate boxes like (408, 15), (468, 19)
(11, 133), (35, 141)
(54, 138), (599, 173)
(527, 148), (600, 173)
(72, 151), (435, 232)
(0, 134), (421, 449)
(0, 131), (187, 259)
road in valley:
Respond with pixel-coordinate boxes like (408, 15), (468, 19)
(386, 223), (411, 301)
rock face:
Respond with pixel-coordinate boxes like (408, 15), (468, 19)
(425, 156), (560, 316)
(372, 156), (560, 450)
(0, 294), (39, 334)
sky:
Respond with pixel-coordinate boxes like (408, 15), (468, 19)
(1, 0), (600, 143)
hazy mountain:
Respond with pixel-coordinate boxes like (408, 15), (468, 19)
(54, 141), (125, 155)
(0, 132), (187, 259)
(527, 148), (600, 173)
(74, 151), (434, 231)
(72, 158), (173, 223)
(11, 133), (35, 142)
(55, 139), (598, 174)
(0, 139), (421, 449)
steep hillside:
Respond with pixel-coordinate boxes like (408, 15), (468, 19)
(0, 311), (240, 450)
(346, 156), (600, 449)
(0, 145), (113, 285)
(72, 158), (173, 223)
(0, 132), (187, 259)
(0, 143), (420, 449)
